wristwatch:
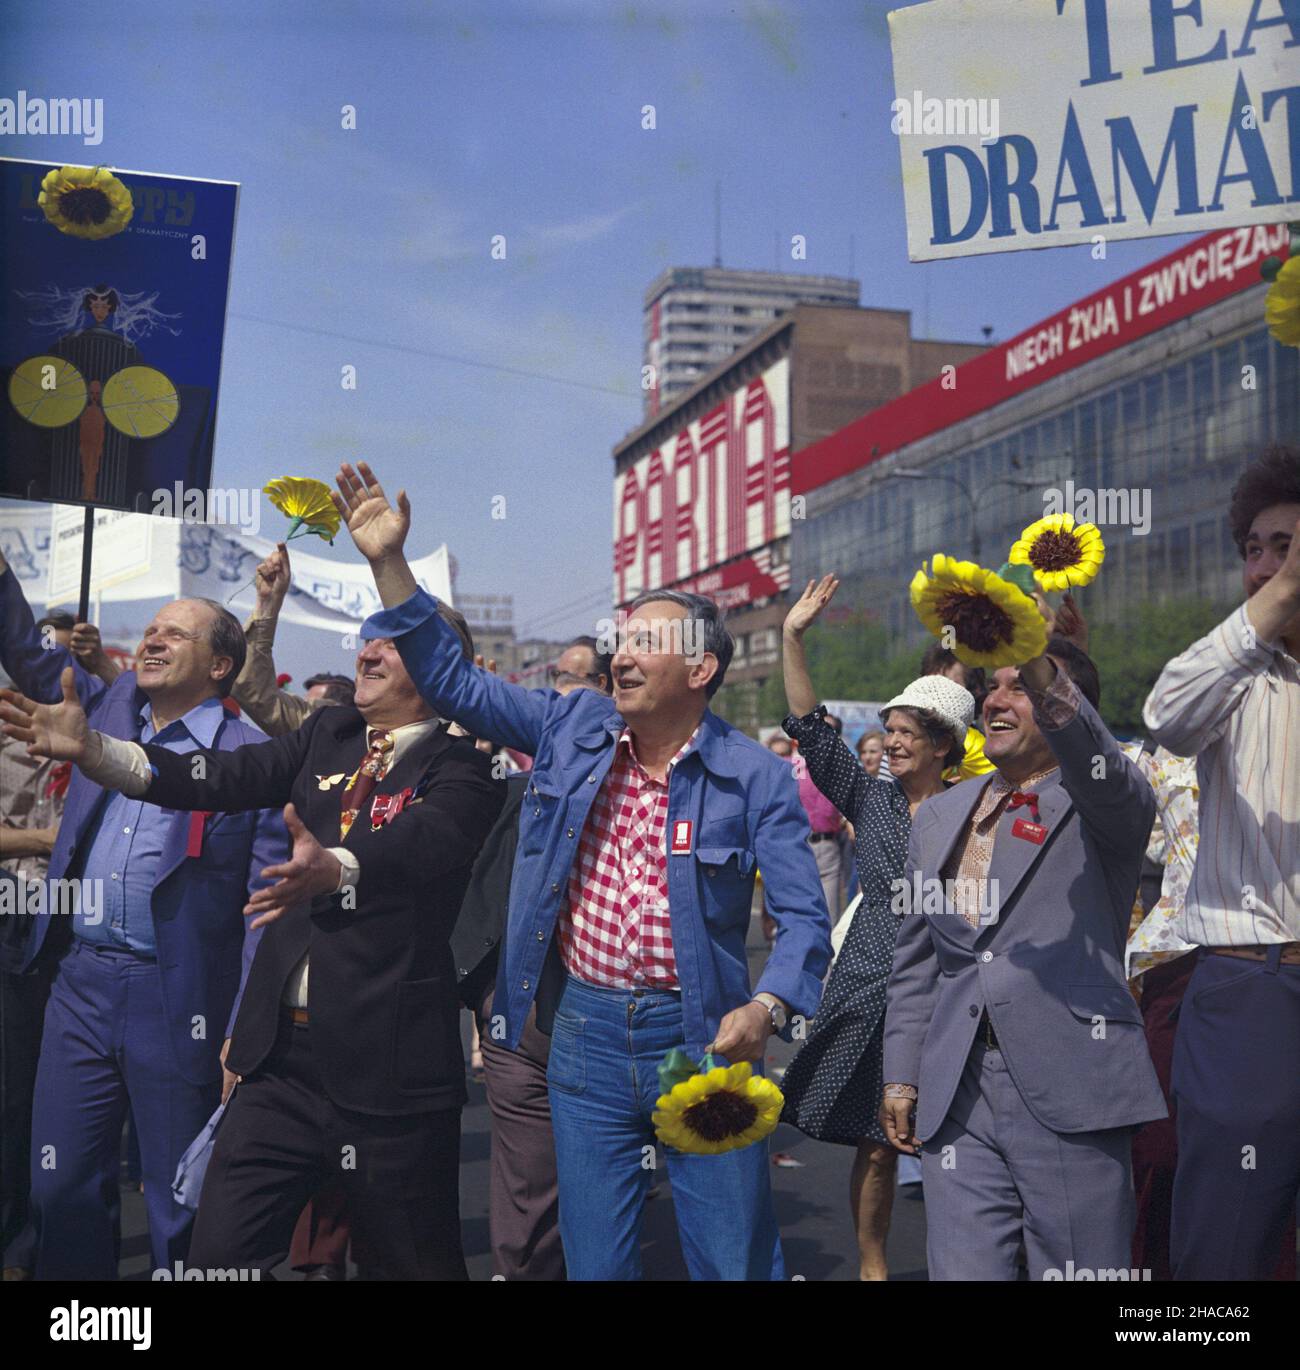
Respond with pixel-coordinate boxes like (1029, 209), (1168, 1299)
(752, 992), (788, 1034)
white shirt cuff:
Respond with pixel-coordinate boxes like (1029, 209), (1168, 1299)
(328, 846), (360, 895)
(81, 731), (152, 796)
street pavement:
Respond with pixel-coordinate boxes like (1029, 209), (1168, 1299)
(114, 912), (928, 1281)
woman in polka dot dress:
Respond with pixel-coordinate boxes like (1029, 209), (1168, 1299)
(777, 574), (973, 1280)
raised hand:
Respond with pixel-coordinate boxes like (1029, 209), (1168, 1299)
(784, 574), (840, 639)
(70, 621), (121, 685)
(472, 653), (499, 753)
(332, 461), (411, 563)
(254, 541), (292, 615)
(0, 667), (91, 762)
(242, 803), (343, 930)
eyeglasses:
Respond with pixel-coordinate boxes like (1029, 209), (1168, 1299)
(547, 668), (602, 686)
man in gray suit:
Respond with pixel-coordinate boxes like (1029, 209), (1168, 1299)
(881, 632), (1166, 1280)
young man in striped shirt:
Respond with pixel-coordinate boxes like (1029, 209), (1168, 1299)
(1143, 444), (1300, 1281)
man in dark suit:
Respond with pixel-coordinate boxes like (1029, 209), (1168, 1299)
(1, 609), (504, 1280)
(0, 556), (288, 1281)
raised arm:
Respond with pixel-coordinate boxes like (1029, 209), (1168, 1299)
(1142, 604), (1284, 756)
(364, 589), (550, 756)
(231, 543), (313, 737)
(781, 574), (838, 718)
(334, 461), (550, 754)
(1023, 659), (1155, 855)
(0, 667), (315, 813)
(0, 557), (106, 710)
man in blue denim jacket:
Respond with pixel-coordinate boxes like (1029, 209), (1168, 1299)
(336, 462), (830, 1280)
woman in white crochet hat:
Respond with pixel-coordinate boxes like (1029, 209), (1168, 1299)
(776, 573), (974, 1281)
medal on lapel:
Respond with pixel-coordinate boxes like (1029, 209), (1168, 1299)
(370, 787), (414, 830)
(317, 773), (347, 791)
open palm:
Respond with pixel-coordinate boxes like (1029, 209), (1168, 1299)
(333, 461), (410, 561)
(0, 667), (90, 762)
(784, 574), (840, 637)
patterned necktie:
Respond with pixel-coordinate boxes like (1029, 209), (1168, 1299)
(340, 729), (393, 839)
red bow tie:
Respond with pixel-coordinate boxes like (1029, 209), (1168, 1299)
(1007, 790), (1040, 822)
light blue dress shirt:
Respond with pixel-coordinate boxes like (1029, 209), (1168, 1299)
(72, 696), (226, 956)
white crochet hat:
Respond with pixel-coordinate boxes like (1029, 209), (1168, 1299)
(881, 675), (975, 746)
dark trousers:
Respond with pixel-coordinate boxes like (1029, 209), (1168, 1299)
(30, 939), (216, 1280)
(1, 961), (52, 1268)
(1130, 953), (1197, 1281)
(1170, 947), (1300, 1281)
(477, 990), (565, 1281)
(190, 1017), (466, 1280)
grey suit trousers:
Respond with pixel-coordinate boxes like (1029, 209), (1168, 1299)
(921, 1043), (1138, 1281)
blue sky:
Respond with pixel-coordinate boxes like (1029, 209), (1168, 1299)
(2, 0), (1197, 677)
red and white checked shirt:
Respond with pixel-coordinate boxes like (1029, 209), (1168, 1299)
(556, 726), (700, 989)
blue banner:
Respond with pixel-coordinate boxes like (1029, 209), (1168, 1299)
(0, 157), (238, 512)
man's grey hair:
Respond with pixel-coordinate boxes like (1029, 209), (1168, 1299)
(192, 598), (248, 698)
(626, 589), (734, 698)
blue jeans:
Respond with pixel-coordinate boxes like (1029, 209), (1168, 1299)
(546, 976), (784, 1280)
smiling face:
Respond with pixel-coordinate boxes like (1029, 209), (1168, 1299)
(353, 637), (433, 728)
(135, 600), (232, 706)
(857, 734), (884, 776)
(981, 665), (1058, 779)
(881, 708), (946, 785)
(611, 600), (716, 723)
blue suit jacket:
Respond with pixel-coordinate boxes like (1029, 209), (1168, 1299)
(361, 588), (831, 1058)
(883, 684), (1167, 1138)
(0, 568), (288, 1086)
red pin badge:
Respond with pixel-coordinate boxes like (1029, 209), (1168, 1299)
(1011, 818), (1047, 844)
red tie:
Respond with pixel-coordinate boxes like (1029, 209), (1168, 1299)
(46, 761), (72, 800)
(1007, 790), (1041, 823)
(340, 730), (393, 838)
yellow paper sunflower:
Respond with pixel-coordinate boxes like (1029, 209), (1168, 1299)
(1009, 513), (1105, 591)
(1265, 255), (1300, 347)
(653, 1062), (784, 1156)
(39, 165), (134, 240)
(910, 554), (1047, 670)
(264, 477), (341, 543)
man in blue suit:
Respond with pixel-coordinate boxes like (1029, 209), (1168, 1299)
(0, 550), (287, 1280)
(330, 462), (831, 1280)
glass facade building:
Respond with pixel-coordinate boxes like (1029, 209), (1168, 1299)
(792, 284), (1300, 651)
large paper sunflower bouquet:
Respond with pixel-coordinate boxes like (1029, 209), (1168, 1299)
(652, 1048), (783, 1156)
(912, 506), (1107, 669)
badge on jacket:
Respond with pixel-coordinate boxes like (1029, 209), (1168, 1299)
(1012, 818), (1047, 844)
(670, 819), (693, 854)
(317, 773), (347, 791)
(370, 787), (414, 830)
